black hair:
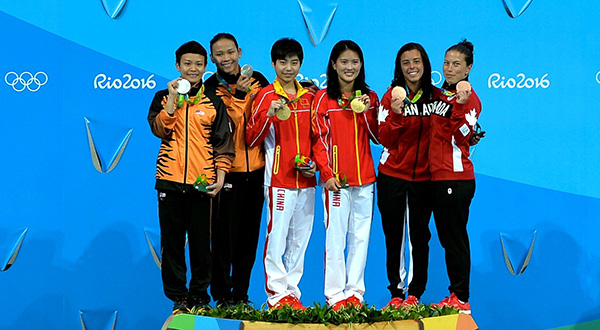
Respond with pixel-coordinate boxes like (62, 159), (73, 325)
(391, 42), (433, 101)
(209, 33), (239, 52)
(446, 39), (474, 66)
(175, 41), (207, 64)
(270, 38), (304, 64)
(326, 40), (369, 101)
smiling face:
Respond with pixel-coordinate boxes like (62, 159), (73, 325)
(176, 53), (206, 87)
(443, 50), (472, 85)
(332, 49), (362, 86)
(400, 49), (424, 91)
(210, 38), (242, 75)
(272, 55), (301, 85)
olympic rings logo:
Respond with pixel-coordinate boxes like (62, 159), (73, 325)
(5, 71), (48, 92)
(431, 70), (443, 86)
(596, 71), (600, 84)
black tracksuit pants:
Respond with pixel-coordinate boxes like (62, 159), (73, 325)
(158, 189), (212, 303)
(211, 168), (264, 303)
(431, 179), (475, 302)
(377, 172), (433, 300)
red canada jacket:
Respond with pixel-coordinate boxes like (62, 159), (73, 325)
(378, 86), (444, 182)
(429, 87), (482, 181)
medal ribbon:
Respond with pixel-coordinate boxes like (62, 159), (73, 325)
(337, 90), (362, 109)
(405, 87), (423, 103)
(273, 79), (308, 107)
(216, 74), (233, 93)
(280, 93), (303, 106)
(177, 84), (205, 108)
(441, 88), (455, 97)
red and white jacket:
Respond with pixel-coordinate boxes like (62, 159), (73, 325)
(429, 87), (482, 181)
(311, 88), (379, 186)
(378, 87), (444, 182)
(246, 79), (316, 189)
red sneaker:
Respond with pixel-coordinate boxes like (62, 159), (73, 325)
(345, 295), (362, 308)
(385, 297), (404, 309)
(268, 294), (307, 311)
(401, 295), (419, 308)
(431, 293), (471, 314)
(329, 299), (346, 311)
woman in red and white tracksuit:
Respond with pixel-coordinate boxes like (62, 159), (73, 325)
(245, 39), (316, 310)
(311, 40), (379, 310)
(429, 40), (482, 314)
(377, 42), (444, 308)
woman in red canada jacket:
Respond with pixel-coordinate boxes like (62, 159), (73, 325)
(377, 42), (445, 309)
(429, 40), (481, 315)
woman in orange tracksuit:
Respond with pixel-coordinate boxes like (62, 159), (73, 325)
(147, 41), (235, 313)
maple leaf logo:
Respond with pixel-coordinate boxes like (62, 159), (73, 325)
(465, 108), (478, 127)
(378, 104), (389, 124)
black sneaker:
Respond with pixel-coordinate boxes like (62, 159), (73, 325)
(233, 297), (253, 308)
(216, 298), (235, 309)
(189, 297), (211, 312)
(172, 297), (189, 315)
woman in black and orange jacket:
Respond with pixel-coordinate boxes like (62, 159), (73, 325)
(147, 41), (234, 313)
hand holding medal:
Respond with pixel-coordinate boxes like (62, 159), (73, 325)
(390, 86), (407, 114)
(237, 64), (254, 93)
(267, 99), (291, 120)
(350, 90), (366, 113)
(338, 90), (369, 113)
(176, 78), (191, 107)
(456, 81), (472, 104)
(240, 64), (253, 77)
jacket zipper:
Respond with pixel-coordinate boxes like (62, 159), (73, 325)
(183, 103), (190, 192)
(243, 112), (250, 174)
(353, 112), (362, 185)
(412, 114), (423, 181)
(294, 110), (300, 188)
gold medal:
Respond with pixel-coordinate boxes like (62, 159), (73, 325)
(276, 104), (291, 120)
(351, 98), (366, 113)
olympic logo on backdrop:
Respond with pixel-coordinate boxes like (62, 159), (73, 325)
(595, 71), (600, 84)
(5, 71), (48, 92)
(296, 73), (328, 89)
(488, 73), (550, 89)
(431, 71), (443, 85)
(202, 71), (215, 81)
(94, 73), (157, 89)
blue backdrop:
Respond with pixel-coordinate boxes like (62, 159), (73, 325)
(1, 1), (599, 329)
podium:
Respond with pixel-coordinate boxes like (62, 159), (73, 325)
(162, 313), (479, 330)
